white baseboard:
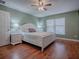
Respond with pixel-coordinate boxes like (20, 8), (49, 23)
(56, 37), (79, 42)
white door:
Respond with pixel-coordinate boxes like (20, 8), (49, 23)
(0, 10), (10, 46)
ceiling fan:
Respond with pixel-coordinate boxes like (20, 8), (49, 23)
(0, 0), (5, 4)
(32, 0), (52, 11)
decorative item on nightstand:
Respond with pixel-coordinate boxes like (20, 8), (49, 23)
(11, 33), (23, 45)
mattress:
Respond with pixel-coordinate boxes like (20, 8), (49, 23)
(23, 32), (53, 38)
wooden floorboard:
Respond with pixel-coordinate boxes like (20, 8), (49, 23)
(0, 39), (79, 59)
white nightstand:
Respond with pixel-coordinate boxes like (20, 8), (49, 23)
(11, 33), (23, 45)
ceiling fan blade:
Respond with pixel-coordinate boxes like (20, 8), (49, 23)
(43, 8), (47, 11)
(45, 4), (52, 6)
(31, 4), (39, 6)
(31, 5), (37, 6)
(0, 0), (5, 4)
(39, 0), (42, 2)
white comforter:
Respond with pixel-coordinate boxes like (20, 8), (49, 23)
(22, 32), (56, 51)
(23, 32), (53, 38)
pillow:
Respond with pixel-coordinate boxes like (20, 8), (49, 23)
(28, 28), (36, 32)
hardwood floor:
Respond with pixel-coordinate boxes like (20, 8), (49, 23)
(0, 39), (79, 59)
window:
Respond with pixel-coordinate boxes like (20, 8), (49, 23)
(37, 21), (44, 32)
(46, 18), (65, 35)
(47, 19), (55, 32)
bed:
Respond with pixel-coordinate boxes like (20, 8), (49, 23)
(20, 23), (56, 51)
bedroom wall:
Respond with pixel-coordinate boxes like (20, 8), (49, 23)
(78, 10), (79, 40)
(0, 5), (38, 31)
(0, 4), (79, 39)
(38, 11), (79, 40)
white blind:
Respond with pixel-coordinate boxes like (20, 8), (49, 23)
(46, 19), (55, 32)
(46, 18), (65, 35)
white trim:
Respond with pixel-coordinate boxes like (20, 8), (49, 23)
(56, 37), (79, 42)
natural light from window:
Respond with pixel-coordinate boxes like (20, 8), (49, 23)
(46, 17), (65, 35)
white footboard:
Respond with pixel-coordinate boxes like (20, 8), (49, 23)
(23, 32), (56, 52)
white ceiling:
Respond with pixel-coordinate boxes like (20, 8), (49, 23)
(1, 0), (79, 17)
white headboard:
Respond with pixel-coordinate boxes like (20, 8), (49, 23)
(20, 23), (37, 32)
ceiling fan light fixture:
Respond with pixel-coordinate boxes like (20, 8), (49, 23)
(32, 0), (52, 11)
(38, 7), (44, 11)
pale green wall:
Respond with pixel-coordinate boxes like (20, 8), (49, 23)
(78, 11), (79, 39)
(39, 11), (79, 39)
(0, 5), (38, 29)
